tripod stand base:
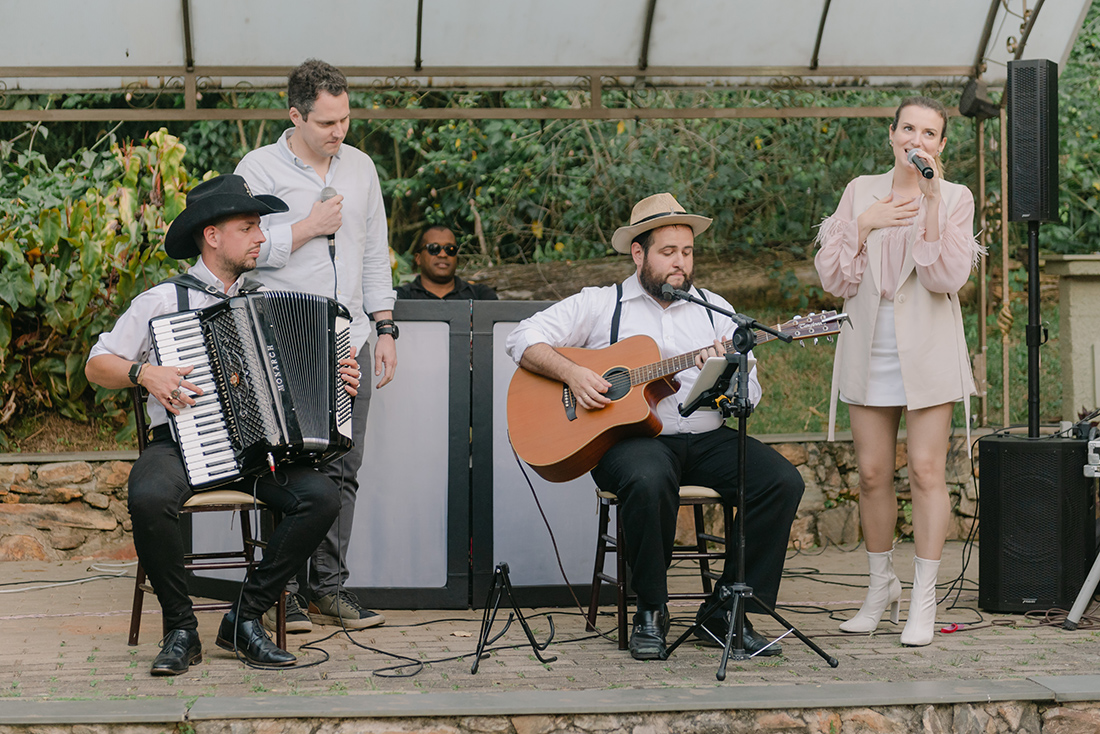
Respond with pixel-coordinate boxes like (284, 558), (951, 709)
(664, 584), (838, 680)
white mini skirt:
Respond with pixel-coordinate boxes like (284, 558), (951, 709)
(840, 299), (907, 407)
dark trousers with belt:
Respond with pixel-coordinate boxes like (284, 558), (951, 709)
(591, 426), (804, 614)
(128, 429), (341, 635)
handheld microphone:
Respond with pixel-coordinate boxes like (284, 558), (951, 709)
(906, 149), (934, 179)
(321, 187), (338, 249)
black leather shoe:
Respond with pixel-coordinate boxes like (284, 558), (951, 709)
(693, 599), (783, 657)
(215, 610), (296, 666)
(150, 628), (202, 676)
(629, 605), (670, 661)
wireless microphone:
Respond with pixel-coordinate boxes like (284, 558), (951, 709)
(320, 187), (339, 243)
(906, 149), (935, 179)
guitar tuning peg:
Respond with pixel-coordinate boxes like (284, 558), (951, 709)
(794, 314), (803, 320)
(827, 336), (834, 343)
(813, 337), (819, 346)
(799, 341), (806, 348)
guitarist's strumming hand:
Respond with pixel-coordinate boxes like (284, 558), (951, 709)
(566, 364), (613, 411)
(518, 342), (613, 411)
(694, 339), (728, 370)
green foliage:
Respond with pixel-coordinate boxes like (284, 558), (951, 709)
(0, 130), (192, 441)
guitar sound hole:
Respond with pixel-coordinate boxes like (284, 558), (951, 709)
(602, 367), (631, 401)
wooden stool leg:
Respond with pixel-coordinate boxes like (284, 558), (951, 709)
(276, 590), (287, 651)
(586, 500), (611, 631)
(694, 504), (714, 595)
(615, 508), (628, 650)
(128, 563), (147, 646)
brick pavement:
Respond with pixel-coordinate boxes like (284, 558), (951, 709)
(1, 541), (1098, 701)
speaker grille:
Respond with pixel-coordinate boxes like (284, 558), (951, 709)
(978, 436), (1095, 613)
(1007, 59), (1059, 222)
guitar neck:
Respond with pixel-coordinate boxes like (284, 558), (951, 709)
(629, 328), (776, 385)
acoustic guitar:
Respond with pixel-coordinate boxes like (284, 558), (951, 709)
(506, 311), (846, 482)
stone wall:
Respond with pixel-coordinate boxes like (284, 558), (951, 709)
(676, 435), (978, 549)
(0, 459), (134, 562)
(3, 702), (1100, 734)
(0, 435), (981, 563)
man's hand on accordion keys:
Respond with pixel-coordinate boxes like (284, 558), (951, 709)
(338, 345), (361, 398)
(143, 364), (203, 416)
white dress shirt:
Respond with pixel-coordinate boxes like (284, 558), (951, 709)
(235, 129), (395, 348)
(88, 259), (245, 429)
(505, 273), (762, 435)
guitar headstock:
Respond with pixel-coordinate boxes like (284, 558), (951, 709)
(773, 311), (849, 344)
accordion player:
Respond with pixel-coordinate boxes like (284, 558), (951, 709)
(150, 290), (354, 489)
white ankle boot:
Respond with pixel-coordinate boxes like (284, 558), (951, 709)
(840, 550), (902, 633)
(900, 556), (941, 646)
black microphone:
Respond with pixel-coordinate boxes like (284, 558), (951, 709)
(906, 149), (934, 179)
(661, 283), (685, 301)
(321, 186), (338, 252)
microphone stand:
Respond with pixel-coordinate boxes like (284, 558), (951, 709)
(659, 293), (839, 679)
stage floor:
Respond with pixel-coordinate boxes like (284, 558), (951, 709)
(1, 540), (1098, 703)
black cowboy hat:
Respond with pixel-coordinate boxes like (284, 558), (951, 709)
(163, 174), (288, 260)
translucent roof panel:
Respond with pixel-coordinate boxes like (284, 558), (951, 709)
(0, 0), (1091, 98)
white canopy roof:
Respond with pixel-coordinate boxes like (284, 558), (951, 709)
(0, 0), (1090, 120)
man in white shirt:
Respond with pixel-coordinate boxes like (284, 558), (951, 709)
(235, 59), (395, 632)
(505, 193), (804, 660)
(86, 175), (361, 675)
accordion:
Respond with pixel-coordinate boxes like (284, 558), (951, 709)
(150, 291), (354, 490)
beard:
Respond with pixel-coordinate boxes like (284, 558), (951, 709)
(639, 256), (693, 303)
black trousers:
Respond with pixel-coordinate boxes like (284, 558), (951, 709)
(591, 426), (804, 613)
(128, 432), (341, 634)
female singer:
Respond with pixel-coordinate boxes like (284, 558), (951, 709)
(814, 96), (981, 646)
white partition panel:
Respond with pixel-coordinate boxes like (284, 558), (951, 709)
(348, 321), (450, 588)
(488, 320), (600, 590)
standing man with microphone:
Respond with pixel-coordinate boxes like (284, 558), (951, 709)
(235, 58), (396, 633)
(504, 193), (803, 661)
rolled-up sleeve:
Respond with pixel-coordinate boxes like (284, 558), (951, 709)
(505, 289), (604, 365)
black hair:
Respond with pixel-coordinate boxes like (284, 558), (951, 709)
(287, 59), (348, 119)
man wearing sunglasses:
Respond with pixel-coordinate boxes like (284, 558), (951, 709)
(396, 225), (498, 300)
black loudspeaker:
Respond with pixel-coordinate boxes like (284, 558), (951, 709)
(1007, 59), (1059, 222)
(978, 435), (1095, 613)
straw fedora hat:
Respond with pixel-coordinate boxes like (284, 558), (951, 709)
(164, 174), (288, 260)
(610, 192), (712, 254)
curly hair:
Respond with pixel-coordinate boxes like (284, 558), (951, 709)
(287, 59), (348, 119)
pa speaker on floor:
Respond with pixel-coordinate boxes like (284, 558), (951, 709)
(1007, 58), (1059, 222)
(978, 435), (1095, 613)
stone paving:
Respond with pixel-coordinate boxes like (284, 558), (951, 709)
(1, 540), (1098, 704)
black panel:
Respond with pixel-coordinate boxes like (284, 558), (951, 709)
(978, 435), (1095, 613)
(1007, 59), (1059, 223)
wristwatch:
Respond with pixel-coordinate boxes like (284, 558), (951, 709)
(128, 361), (145, 385)
(376, 319), (399, 340)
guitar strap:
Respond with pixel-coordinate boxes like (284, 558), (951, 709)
(610, 282), (713, 345)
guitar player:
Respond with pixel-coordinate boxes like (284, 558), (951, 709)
(504, 193), (805, 661)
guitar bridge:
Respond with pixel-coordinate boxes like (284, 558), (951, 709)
(562, 386), (577, 421)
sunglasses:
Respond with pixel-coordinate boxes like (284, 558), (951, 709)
(424, 243), (459, 257)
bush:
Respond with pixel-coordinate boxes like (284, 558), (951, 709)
(0, 130), (194, 443)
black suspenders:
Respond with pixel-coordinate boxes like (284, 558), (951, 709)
(609, 282), (713, 344)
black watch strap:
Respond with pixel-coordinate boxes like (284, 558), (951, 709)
(128, 361), (144, 385)
(376, 319), (399, 340)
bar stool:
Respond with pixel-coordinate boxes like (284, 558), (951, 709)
(585, 485), (734, 649)
(125, 387), (286, 650)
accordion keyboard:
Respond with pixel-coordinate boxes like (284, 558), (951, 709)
(150, 311), (240, 487)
